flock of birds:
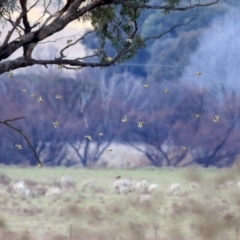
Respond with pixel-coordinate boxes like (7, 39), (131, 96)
(7, 68), (220, 164)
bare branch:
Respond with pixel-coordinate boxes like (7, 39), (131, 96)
(0, 117), (43, 167)
(145, 15), (198, 41)
(1, 11), (24, 47)
(119, 0), (219, 11)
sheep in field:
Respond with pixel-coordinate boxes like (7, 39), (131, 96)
(135, 179), (149, 192)
(45, 187), (61, 196)
(139, 194), (151, 204)
(60, 176), (75, 188)
(148, 183), (159, 193)
(13, 181), (26, 195)
(113, 179), (132, 194)
(170, 183), (181, 195)
(13, 181), (36, 197)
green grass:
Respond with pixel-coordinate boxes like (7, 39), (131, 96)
(0, 166), (239, 239)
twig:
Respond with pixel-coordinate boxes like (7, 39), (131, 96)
(0, 117), (43, 167)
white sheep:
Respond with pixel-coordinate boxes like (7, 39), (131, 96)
(60, 176), (75, 188)
(135, 179), (149, 191)
(13, 181), (26, 195)
(13, 181), (35, 198)
(113, 179), (132, 193)
(189, 182), (200, 189)
(148, 183), (159, 193)
(119, 185), (130, 195)
(170, 183), (181, 195)
(216, 181), (234, 190)
(139, 194), (151, 204)
(23, 188), (36, 198)
(45, 187), (61, 196)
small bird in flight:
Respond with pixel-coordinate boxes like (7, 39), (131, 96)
(22, 89), (28, 93)
(8, 70), (14, 77)
(55, 95), (62, 99)
(195, 114), (201, 118)
(37, 96), (43, 102)
(144, 84), (149, 88)
(122, 116), (128, 122)
(116, 176), (121, 179)
(99, 132), (104, 136)
(53, 121), (59, 128)
(85, 135), (92, 141)
(106, 149), (113, 152)
(138, 121), (145, 128)
(31, 94), (37, 98)
(196, 72), (202, 76)
(181, 146), (188, 151)
(15, 144), (22, 149)
(213, 115), (220, 122)
(164, 89), (170, 93)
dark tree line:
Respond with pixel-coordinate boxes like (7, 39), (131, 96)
(0, 69), (240, 168)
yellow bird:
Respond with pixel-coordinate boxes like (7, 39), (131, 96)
(213, 115), (220, 122)
(106, 57), (113, 62)
(37, 96), (43, 102)
(126, 39), (133, 44)
(122, 116), (128, 122)
(85, 135), (92, 141)
(138, 121), (145, 128)
(38, 163), (43, 168)
(53, 121), (59, 128)
(164, 89), (170, 93)
(15, 144), (22, 149)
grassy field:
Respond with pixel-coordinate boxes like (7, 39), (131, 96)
(0, 166), (240, 240)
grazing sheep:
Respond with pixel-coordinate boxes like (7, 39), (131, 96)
(60, 176), (75, 188)
(113, 179), (132, 193)
(45, 187), (61, 196)
(13, 181), (26, 195)
(135, 179), (149, 191)
(119, 185), (130, 195)
(216, 181), (234, 190)
(170, 183), (181, 195)
(23, 188), (36, 198)
(13, 181), (35, 197)
(139, 194), (151, 204)
(189, 182), (200, 189)
(148, 183), (159, 193)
